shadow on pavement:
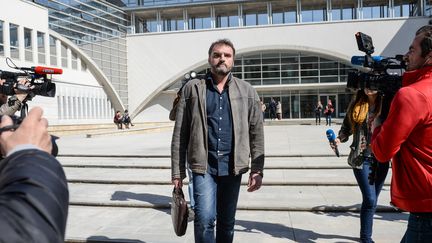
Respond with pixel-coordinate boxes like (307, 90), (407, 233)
(86, 236), (146, 242)
(235, 220), (359, 243)
(311, 204), (408, 222)
(110, 191), (171, 214)
(111, 191), (170, 205)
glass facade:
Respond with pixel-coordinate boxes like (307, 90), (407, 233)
(167, 51), (354, 119)
(32, 0), (130, 107)
(128, 0), (425, 34)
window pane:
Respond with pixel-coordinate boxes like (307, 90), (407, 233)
(24, 28), (33, 61)
(50, 36), (57, 65)
(10, 23), (19, 59)
(37, 32), (45, 64)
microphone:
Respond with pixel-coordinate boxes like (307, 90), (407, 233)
(32, 66), (63, 75)
(326, 129), (340, 157)
(351, 56), (384, 66)
(19, 66), (63, 75)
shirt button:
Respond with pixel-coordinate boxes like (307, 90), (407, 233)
(219, 117), (222, 120)
(220, 107), (222, 109)
(218, 138), (221, 141)
(220, 97), (222, 100)
(219, 128), (221, 131)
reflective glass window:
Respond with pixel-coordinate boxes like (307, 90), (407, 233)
(10, 23), (19, 59)
(301, 0), (327, 22)
(24, 28), (33, 62)
(50, 35), (57, 66)
(37, 32), (46, 64)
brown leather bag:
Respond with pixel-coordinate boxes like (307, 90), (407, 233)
(171, 187), (188, 236)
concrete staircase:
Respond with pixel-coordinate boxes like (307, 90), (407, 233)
(48, 122), (174, 137)
(57, 125), (407, 243)
(61, 155), (404, 243)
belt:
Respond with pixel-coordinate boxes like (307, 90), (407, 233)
(411, 212), (432, 218)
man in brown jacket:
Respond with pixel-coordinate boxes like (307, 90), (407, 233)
(171, 39), (264, 243)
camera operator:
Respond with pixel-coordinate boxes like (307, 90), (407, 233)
(0, 78), (30, 116)
(371, 25), (432, 242)
(0, 107), (69, 243)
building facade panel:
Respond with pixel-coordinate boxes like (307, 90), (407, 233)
(127, 17), (427, 121)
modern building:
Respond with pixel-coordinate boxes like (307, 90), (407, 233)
(0, 0), (430, 124)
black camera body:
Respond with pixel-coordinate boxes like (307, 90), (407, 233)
(0, 69), (56, 99)
(0, 63), (61, 157)
(347, 32), (405, 96)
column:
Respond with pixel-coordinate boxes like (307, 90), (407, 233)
(32, 29), (38, 64)
(156, 10), (162, 32)
(210, 6), (216, 28)
(56, 39), (61, 67)
(18, 25), (24, 61)
(327, 0), (332, 21)
(296, 0), (302, 23)
(267, 2), (273, 25)
(67, 47), (72, 69)
(4, 21), (10, 58)
(238, 4), (243, 27)
(130, 12), (136, 34)
(357, 0), (363, 19)
(44, 32), (49, 65)
(183, 9), (188, 30)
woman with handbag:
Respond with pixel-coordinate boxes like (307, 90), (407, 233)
(331, 88), (390, 243)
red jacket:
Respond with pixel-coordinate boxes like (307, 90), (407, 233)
(372, 65), (432, 212)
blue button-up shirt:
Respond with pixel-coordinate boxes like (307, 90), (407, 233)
(206, 73), (233, 176)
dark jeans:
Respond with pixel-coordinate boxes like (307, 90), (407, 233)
(186, 164), (194, 209)
(270, 110), (276, 120)
(315, 113), (321, 125)
(326, 114), (332, 125)
(401, 213), (432, 243)
(192, 172), (242, 243)
(353, 158), (390, 243)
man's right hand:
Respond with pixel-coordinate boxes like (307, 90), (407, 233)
(172, 178), (183, 188)
(0, 107), (52, 156)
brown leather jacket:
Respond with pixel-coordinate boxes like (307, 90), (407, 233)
(171, 75), (265, 179)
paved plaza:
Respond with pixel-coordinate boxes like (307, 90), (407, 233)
(57, 122), (408, 243)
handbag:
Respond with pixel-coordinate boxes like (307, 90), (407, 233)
(171, 187), (188, 236)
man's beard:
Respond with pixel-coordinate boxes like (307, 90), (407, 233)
(213, 63), (231, 76)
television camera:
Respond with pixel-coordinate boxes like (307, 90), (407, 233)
(347, 32), (405, 95)
(0, 59), (62, 156)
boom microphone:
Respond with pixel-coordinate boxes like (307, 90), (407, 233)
(326, 129), (340, 157)
(351, 56), (384, 66)
(19, 66), (63, 75)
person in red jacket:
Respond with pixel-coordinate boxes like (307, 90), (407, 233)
(371, 25), (432, 242)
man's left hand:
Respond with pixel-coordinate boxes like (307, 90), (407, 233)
(247, 172), (262, 192)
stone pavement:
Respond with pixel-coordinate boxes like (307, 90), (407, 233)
(56, 123), (408, 243)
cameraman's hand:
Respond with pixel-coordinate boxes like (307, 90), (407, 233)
(14, 79), (32, 101)
(0, 107), (52, 156)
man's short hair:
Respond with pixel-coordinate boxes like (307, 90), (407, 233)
(416, 25), (432, 57)
(208, 39), (236, 57)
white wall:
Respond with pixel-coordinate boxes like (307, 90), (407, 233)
(0, 0), (116, 125)
(127, 17), (429, 121)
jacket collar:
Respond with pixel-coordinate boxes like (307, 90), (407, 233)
(402, 65), (432, 87)
(206, 72), (233, 87)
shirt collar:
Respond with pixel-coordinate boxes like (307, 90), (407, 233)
(206, 72), (233, 87)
